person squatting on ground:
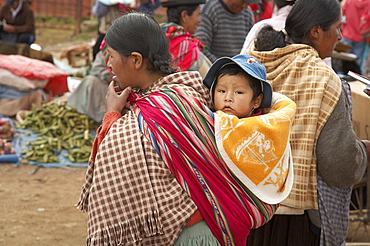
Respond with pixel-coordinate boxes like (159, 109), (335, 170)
(77, 12), (298, 245)
(246, 0), (370, 245)
(0, 0), (35, 45)
(67, 43), (111, 125)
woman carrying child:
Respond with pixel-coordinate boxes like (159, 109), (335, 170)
(77, 13), (296, 245)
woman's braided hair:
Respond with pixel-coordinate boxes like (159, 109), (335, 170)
(105, 12), (173, 75)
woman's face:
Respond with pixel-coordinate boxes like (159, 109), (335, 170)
(181, 6), (201, 35)
(107, 47), (132, 90)
(315, 17), (343, 59)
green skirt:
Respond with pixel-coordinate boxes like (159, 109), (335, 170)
(173, 221), (221, 246)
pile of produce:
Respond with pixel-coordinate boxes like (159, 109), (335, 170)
(0, 118), (17, 156)
(17, 102), (97, 163)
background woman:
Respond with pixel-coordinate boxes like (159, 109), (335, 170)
(247, 0), (370, 245)
(160, 0), (211, 78)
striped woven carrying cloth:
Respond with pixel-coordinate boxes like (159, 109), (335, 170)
(129, 88), (295, 245)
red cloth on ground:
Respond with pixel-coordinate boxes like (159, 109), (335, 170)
(0, 55), (69, 96)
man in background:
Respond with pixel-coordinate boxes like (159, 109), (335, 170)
(195, 0), (260, 63)
(0, 0), (35, 45)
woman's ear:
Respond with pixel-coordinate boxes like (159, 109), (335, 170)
(309, 25), (322, 40)
(130, 52), (143, 69)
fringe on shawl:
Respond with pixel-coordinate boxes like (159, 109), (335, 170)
(75, 186), (89, 212)
(85, 210), (164, 246)
(75, 139), (165, 245)
(76, 153), (165, 245)
(76, 161), (94, 212)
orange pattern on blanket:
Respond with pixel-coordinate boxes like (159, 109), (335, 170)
(215, 93), (296, 204)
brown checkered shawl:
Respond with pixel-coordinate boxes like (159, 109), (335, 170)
(77, 72), (212, 245)
(248, 44), (342, 211)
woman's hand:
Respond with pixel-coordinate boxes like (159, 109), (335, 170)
(105, 81), (132, 114)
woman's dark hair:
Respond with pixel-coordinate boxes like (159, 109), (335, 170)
(105, 12), (173, 74)
(214, 64), (262, 100)
(274, 0), (296, 9)
(167, 5), (199, 24)
(255, 0), (341, 51)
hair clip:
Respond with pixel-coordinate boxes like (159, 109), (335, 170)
(280, 28), (290, 43)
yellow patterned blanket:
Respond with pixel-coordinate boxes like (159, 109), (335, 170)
(215, 92), (296, 204)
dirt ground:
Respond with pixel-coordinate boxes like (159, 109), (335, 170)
(1, 24), (370, 246)
(0, 26), (94, 246)
(1, 162), (369, 246)
(0, 164), (88, 246)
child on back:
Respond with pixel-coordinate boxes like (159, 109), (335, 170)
(203, 54), (273, 118)
(202, 54), (296, 206)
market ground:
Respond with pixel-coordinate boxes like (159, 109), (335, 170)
(0, 164), (87, 246)
(1, 163), (369, 246)
(0, 26), (95, 246)
(0, 25), (369, 246)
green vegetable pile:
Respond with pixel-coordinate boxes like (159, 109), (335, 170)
(16, 102), (97, 163)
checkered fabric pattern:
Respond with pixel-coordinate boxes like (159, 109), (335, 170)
(77, 72), (212, 245)
(317, 173), (351, 246)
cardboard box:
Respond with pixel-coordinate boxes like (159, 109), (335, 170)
(349, 81), (370, 140)
(66, 49), (90, 68)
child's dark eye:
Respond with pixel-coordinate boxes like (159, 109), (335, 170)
(236, 91), (243, 94)
(218, 90), (226, 93)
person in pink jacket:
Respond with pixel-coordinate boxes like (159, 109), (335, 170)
(341, 0), (370, 73)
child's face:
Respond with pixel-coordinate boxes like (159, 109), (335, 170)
(213, 74), (262, 118)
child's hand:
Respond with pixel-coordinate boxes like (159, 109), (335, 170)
(105, 81), (132, 114)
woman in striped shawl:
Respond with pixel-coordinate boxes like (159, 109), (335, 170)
(77, 12), (295, 246)
(160, 0), (212, 79)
